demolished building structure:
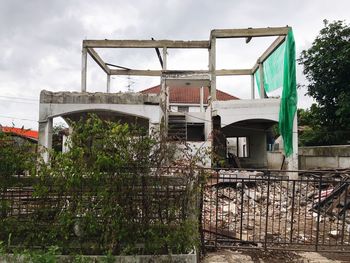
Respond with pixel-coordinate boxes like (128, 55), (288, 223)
(38, 27), (298, 173)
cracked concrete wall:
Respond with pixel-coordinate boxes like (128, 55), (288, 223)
(38, 91), (162, 162)
(40, 90), (160, 105)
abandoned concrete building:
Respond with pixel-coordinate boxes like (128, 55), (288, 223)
(38, 27), (298, 171)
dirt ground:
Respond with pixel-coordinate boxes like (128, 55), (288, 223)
(202, 248), (350, 263)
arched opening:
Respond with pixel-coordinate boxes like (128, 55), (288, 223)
(220, 118), (278, 168)
(39, 109), (151, 161)
(61, 109), (149, 130)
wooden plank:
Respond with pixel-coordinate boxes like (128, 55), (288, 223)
(252, 36), (286, 74)
(211, 27), (290, 38)
(83, 40), (210, 49)
(87, 48), (110, 74)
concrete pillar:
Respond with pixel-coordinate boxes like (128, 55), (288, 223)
(106, 74), (111, 93)
(38, 118), (53, 163)
(259, 62), (265, 99)
(251, 74), (255, 99)
(209, 37), (216, 101)
(81, 47), (87, 92)
(287, 112), (299, 179)
(200, 86), (204, 112)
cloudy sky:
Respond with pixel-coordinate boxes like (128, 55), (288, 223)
(0, 0), (349, 130)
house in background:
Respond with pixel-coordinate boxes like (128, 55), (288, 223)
(38, 27), (298, 173)
(0, 126), (38, 157)
(1, 126), (38, 144)
(140, 85), (237, 142)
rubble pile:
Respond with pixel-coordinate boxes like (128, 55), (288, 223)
(203, 171), (350, 248)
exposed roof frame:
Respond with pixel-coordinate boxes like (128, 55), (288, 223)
(81, 26), (291, 95)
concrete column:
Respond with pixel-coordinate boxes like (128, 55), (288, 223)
(209, 37), (216, 101)
(38, 118), (53, 163)
(106, 74), (111, 93)
(81, 47), (87, 92)
(287, 112), (299, 179)
(200, 86), (204, 112)
(251, 74), (255, 99)
(259, 62), (265, 99)
(162, 47), (167, 70)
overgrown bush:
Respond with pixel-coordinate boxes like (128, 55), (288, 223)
(0, 115), (202, 256)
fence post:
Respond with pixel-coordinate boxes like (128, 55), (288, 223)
(240, 178), (244, 241)
(264, 172), (271, 249)
(289, 180), (296, 243)
(315, 175), (322, 252)
(198, 168), (205, 257)
(340, 183), (348, 249)
(215, 169), (219, 248)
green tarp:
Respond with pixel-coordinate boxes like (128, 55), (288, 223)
(255, 41), (286, 93)
(254, 29), (297, 157)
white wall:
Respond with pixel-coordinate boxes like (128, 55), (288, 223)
(299, 145), (350, 169)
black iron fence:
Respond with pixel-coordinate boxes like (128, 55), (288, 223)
(2, 167), (350, 253)
(201, 169), (350, 252)
(0, 167), (199, 255)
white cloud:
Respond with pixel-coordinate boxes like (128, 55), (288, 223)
(0, 0), (349, 129)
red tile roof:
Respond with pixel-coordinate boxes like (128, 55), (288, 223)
(140, 85), (238, 104)
(1, 127), (38, 141)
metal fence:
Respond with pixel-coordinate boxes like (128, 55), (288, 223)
(0, 168), (198, 254)
(2, 167), (350, 253)
(201, 169), (350, 252)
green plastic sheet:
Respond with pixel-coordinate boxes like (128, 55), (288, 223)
(255, 41), (286, 94)
(254, 29), (297, 157)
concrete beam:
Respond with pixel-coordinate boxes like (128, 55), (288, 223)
(87, 48), (110, 74)
(39, 90), (160, 105)
(211, 27), (290, 38)
(212, 99), (280, 127)
(110, 69), (162, 76)
(83, 40), (210, 49)
(109, 69), (251, 77)
(216, 69), (251, 76)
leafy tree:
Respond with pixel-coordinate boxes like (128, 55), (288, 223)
(298, 20), (350, 145)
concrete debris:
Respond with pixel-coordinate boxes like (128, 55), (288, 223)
(203, 176), (350, 247)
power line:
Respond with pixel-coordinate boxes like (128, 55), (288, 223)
(0, 98), (37, 105)
(0, 95), (38, 101)
(0, 115), (37, 122)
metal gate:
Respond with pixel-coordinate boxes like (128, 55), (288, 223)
(201, 169), (350, 252)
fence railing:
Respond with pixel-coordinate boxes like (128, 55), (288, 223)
(201, 169), (350, 252)
(2, 167), (350, 253)
(0, 168), (199, 255)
